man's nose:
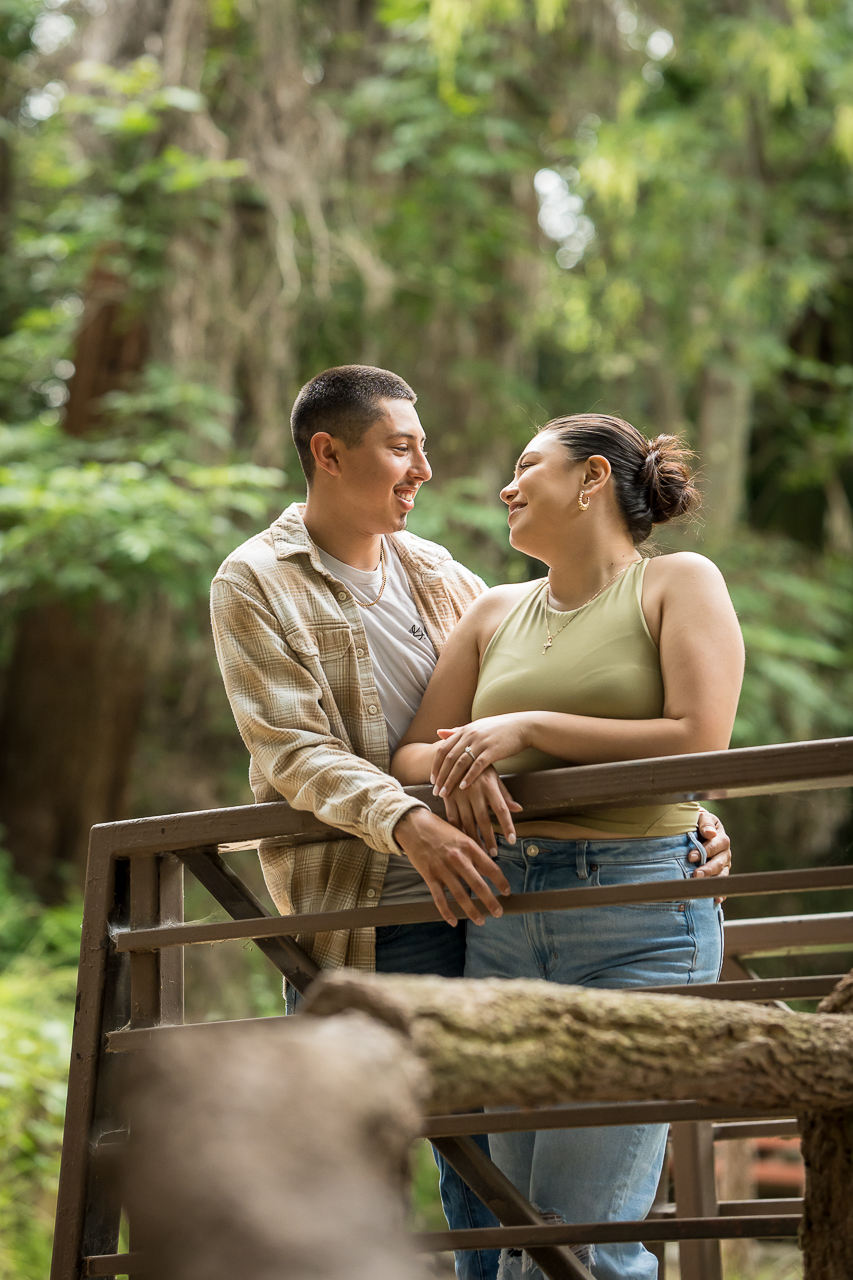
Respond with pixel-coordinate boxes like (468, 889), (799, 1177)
(411, 449), (432, 481)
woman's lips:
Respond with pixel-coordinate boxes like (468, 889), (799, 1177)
(508, 504), (526, 521)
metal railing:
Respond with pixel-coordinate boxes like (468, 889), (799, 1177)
(50, 736), (853, 1280)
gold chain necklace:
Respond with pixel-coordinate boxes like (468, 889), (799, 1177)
(541, 560), (640, 655)
(356, 542), (388, 609)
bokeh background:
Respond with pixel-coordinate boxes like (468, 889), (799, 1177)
(0, 0), (851, 1274)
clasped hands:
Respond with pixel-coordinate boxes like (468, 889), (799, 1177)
(429, 714), (732, 894)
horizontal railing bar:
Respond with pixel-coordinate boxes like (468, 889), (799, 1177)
(720, 1198), (802, 1216)
(85, 1254), (139, 1277)
(415, 1215), (802, 1252)
(422, 1101), (795, 1138)
(725, 912), (853, 957)
(634, 975), (841, 1002)
(113, 865), (853, 951)
(92, 737), (853, 857)
(713, 1119), (800, 1141)
(649, 1198), (803, 1219)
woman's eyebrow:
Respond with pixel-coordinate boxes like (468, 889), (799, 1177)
(516, 450), (539, 469)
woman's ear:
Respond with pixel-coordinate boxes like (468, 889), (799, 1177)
(583, 454), (612, 497)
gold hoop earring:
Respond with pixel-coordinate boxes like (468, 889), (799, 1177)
(578, 492), (590, 511)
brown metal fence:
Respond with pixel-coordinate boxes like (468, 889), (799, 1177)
(50, 737), (853, 1280)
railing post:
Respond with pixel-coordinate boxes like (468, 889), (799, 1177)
(671, 1121), (722, 1280)
(158, 855), (184, 1025)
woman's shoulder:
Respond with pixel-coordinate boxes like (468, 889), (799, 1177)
(457, 579), (542, 642)
(643, 551), (726, 588)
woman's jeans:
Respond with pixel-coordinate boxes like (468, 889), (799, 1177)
(287, 918), (500, 1280)
(464, 832), (724, 1280)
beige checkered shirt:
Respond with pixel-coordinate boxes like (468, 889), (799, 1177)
(210, 503), (486, 972)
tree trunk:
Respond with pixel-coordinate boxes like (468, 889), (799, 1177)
(303, 972), (853, 1116)
(798, 973), (853, 1279)
(0, 601), (152, 898)
(697, 364), (753, 536)
(124, 1013), (427, 1280)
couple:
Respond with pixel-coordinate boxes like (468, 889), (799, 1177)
(210, 365), (743, 1280)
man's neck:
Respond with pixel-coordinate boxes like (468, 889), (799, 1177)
(302, 496), (384, 571)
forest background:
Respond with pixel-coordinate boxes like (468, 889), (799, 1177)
(0, 0), (852, 1273)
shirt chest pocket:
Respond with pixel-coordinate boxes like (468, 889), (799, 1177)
(286, 623), (353, 665)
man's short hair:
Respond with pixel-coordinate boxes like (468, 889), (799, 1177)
(290, 365), (417, 481)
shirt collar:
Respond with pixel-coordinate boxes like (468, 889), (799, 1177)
(271, 502), (451, 580)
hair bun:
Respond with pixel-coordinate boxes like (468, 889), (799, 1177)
(640, 435), (700, 524)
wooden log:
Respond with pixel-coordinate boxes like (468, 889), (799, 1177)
(123, 1013), (428, 1280)
(799, 971), (853, 1279)
(302, 972), (853, 1116)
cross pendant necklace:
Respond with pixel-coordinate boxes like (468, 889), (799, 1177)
(541, 560), (640, 656)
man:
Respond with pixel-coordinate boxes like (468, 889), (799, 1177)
(210, 365), (732, 1279)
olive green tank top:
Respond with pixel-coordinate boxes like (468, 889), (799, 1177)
(471, 558), (699, 837)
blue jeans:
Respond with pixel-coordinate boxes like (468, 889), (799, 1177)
(288, 919), (499, 1280)
(464, 833), (724, 1280)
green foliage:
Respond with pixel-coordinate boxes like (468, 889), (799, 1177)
(716, 537), (853, 745)
(0, 857), (79, 1280)
(0, 372), (285, 614)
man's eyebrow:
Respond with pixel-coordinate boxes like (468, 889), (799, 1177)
(389, 429), (427, 446)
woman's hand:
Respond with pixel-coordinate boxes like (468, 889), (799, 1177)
(441, 765), (523, 854)
(432, 715), (533, 797)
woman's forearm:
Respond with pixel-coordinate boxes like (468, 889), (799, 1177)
(391, 741), (439, 785)
(523, 711), (729, 764)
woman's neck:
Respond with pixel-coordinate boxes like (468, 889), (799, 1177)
(545, 531), (641, 612)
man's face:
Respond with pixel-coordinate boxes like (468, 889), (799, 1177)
(336, 399), (432, 534)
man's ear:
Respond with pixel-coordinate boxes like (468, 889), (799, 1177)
(310, 432), (343, 478)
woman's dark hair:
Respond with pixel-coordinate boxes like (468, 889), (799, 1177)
(541, 413), (699, 545)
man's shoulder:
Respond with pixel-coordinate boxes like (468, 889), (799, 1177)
(214, 526), (280, 589)
(214, 504), (310, 590)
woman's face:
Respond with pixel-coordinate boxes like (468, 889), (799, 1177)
(500, 431), (584, 557)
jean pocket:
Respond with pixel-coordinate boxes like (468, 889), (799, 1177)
(599, 856), (689, 910)
(375, 924), (404, 943)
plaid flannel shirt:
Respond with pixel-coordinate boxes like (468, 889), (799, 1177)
(210, 502), (486, 972)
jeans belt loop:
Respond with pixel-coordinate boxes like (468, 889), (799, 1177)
(575, 842), (589, 880)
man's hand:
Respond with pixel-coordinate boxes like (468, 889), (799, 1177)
(442, 766), (523, 856)
(394, 808), (511, 928)
(691, 808), (731, 903)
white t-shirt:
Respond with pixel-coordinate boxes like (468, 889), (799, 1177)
(316, 539), (436, 904)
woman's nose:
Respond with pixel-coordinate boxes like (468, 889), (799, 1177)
(500, 480), (517, 505)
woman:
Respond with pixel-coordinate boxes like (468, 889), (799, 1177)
(392, 414), (744, 1280)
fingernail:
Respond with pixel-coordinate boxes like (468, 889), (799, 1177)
(432, 787), (439, 796)
(439, 788), (447, 798)
(507, 834), (516, 844)
(494, 908), (503, 918)
(502, 888), (511, 896)
(429, 775), (435, 785)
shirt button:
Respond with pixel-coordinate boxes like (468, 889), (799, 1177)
(337, 590), (347, 601)
(356, 648), (365, 658)
(527, 844), (539, 857)
(366, 889), (376, 898)
(368, 704), (378, 714)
